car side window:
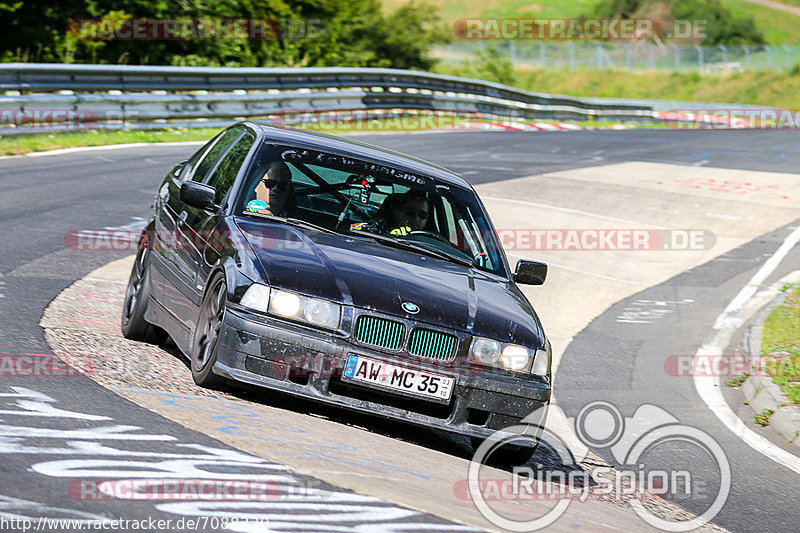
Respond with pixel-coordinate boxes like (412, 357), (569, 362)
(206, 131), (256, 204)
(191, 128), (242, 183)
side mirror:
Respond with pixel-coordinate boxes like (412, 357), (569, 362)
(180, 181), (219, 212)
(513, 260), (547, 285)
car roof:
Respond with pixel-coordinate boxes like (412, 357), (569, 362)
(246, 122), (472, 189)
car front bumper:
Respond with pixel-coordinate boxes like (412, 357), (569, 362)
(215, 308), (551, 442)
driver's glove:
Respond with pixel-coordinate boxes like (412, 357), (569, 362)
(390, 226), (411, 236)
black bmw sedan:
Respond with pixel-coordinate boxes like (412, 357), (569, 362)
(122, 122), (551, 463)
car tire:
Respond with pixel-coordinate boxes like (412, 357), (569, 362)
(471, 436), (537, 467)
(191, 272), (227, 388)
(121, 243), (167, 344)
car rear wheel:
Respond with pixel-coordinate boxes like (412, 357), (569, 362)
(471, 436), (537, 467)
(121, 243), (167, 344)
(191, 273), (227, 388)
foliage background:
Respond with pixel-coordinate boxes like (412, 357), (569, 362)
(0, 0), (449, 69)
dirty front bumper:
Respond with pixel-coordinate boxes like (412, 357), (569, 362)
(214, 308), (551, 443)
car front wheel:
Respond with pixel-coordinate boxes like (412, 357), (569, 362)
(191, 273), (227, 388)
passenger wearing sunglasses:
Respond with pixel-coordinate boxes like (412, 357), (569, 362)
(389, 191), (430, 236)
(251, 161), (295, 217)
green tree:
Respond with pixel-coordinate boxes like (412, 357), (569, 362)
(588, 0), (764, 45)
(1, 0), (449, 68)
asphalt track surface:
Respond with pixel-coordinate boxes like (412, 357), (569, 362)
(1, 129), (799, 532)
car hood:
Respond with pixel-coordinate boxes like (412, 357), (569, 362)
(235, 218), (544, 347)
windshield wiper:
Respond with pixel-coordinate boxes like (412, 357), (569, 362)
(352, 230), (473, 267)
(285, 218), (340, 235)
(241, 212), (339, 235)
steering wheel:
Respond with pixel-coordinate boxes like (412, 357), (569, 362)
(407, 230), (452, 245)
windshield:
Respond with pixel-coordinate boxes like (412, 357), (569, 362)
(234, 143), (508, 277)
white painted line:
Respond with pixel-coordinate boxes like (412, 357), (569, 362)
(506, 252), (642, 285)
(694, 223), (800, 475)
(0, 141), (205, 160)
(481, 196), (667, 228)
(705, 212), (742, 221)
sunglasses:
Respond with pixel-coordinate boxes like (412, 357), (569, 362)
(262, 178), (291, 192)
(404, 209), (428, 220)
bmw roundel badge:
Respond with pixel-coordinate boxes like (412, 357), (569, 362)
(402, 301), (420, 314)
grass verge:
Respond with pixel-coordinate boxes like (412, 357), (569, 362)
(435, 64), (800, 110)
(753, 408), (775, 426)
(0, 128), (222, 156)
(761, 283), (800, 405)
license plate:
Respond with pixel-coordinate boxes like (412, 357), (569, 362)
(342, 354), (454, 401)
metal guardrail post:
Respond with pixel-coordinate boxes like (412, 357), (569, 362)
(695, 45), (704, 72)
(671, 44), (680, 71)
(782, 45), (791, 72)
(568, 41), (576, 71)
(742, 45), (750, 70)
(626, 43), (632, 70)
(538, 41), (546, 69)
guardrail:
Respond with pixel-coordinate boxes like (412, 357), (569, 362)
(0, 63), (656, 134)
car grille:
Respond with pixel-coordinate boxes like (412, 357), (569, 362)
(408, 327), (458, 361)
(354, 315), (405, 350)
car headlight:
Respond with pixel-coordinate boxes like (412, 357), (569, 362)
(269, 288), (340, 330)
(469, 336), (548, 374)
(500, 344), (530, 371)
(470, 338), (501, 366)
(239, 285), (341, 331)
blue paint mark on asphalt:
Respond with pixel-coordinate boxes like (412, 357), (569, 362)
(217, 425), (356, 451)
(117, 386), (441, 481)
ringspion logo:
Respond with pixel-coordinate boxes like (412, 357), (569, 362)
(467, 402), (730, 531)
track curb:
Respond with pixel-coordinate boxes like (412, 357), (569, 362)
(739, 284), (800, 448)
